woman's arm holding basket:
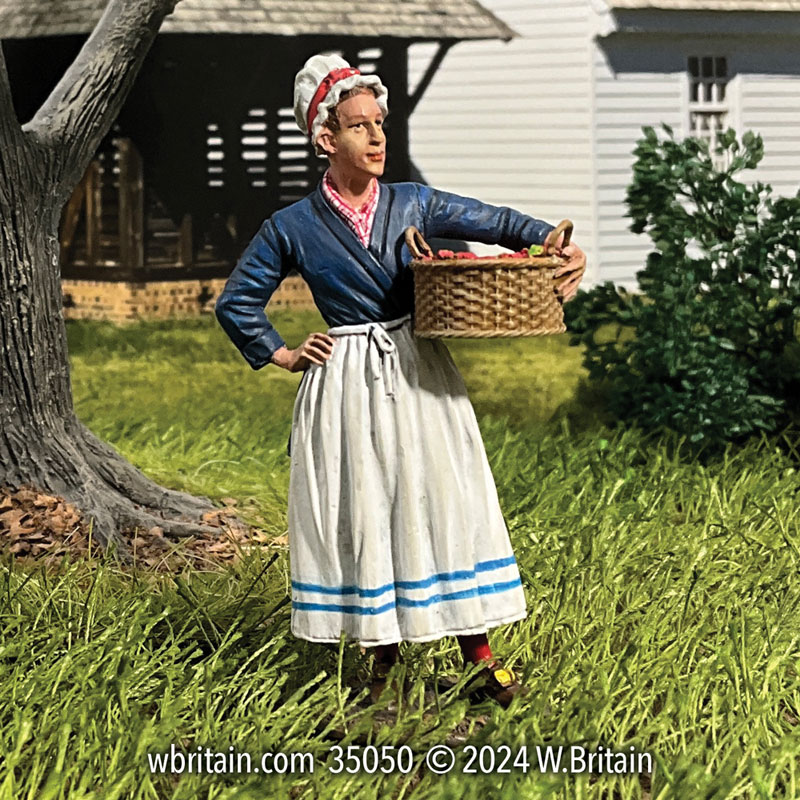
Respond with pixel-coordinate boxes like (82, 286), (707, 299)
(419, 185), (586, 301)
(419, 185), (554, 251)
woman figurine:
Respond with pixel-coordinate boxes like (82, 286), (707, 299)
(215, 53), (587, 707)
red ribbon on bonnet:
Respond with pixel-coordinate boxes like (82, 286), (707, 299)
(307, 67), (361, 137)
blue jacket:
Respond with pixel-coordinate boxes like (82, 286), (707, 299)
(215, 180), (555, 369)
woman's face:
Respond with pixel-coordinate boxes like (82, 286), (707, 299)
(321, 92), (386, 181)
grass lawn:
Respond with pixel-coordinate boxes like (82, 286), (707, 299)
(1, 309), (799, 800)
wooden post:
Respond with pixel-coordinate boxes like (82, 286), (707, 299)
(383, 41), (411, 183)
(130, 142), (145, 269)
(118, 138), (144, 269)
(407, 41), (454, 116)
(59, 171), (88, 265)
(179, 213), (193, 266)
(85, 161), (101, 267)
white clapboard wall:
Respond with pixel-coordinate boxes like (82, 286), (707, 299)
(595, 34), (800, 286)
(736, 40), (800, 199)
(407, 0), (599, 280)
(410, 2), (800, 290)
(591, 34), (685, 287)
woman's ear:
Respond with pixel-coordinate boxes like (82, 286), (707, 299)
(316, 128), (337, 157)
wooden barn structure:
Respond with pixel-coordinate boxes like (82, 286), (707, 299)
(0, 0), (513, 322)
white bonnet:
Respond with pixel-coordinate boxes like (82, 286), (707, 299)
(293, 53), (389, 148)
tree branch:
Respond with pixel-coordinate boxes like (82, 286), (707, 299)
(24, 0), (179, 191)
(0, 41), (21, 138)
(0, 41), (28, 207)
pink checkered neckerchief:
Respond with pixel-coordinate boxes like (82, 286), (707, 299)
(322, 169), (379, 247)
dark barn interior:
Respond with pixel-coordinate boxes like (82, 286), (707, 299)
(1, 0), (513, 308)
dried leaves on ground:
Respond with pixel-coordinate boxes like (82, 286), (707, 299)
(0, 485), (283, 573)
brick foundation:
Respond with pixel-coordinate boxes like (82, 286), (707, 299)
(61, 274), (316, 323)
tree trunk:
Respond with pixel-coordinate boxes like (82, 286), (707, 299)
(0, 182), (220, 557)
(0, 2), (227, 560)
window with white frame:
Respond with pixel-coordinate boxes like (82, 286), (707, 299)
(688, 56), (731, 169)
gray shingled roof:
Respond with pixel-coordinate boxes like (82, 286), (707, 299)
(0, 0), (515, 41)
(608, 1), (800, 9)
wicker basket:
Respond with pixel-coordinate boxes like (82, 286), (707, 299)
(406, 220), (574, 338)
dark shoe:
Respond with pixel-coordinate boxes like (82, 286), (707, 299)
(467, 661), (529, 709)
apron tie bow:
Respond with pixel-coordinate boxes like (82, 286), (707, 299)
(367, 323), (398, 399)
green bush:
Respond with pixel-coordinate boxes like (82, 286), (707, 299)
(566, 125), (800, 444)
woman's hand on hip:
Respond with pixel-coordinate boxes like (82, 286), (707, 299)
(271, 333), (335, 372)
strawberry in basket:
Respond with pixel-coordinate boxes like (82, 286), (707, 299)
(432, 244), (546, 260)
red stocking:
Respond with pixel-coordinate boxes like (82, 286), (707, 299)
(457, 633), (493, 664)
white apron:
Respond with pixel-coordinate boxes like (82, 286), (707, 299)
(287, 314), (527, 646)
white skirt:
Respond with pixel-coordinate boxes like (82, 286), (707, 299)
(287, 314), (527, 646)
